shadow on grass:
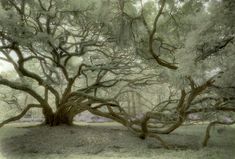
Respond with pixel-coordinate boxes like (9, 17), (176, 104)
(2, 124), (232, 159)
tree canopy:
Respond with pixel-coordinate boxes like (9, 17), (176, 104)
(0, 0), (234, 148)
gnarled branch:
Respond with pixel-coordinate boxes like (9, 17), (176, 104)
(0, 104), (41, 128)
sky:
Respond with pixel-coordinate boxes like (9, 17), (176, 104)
(0, 51), (15, 73)
(0, 61), (13, 73)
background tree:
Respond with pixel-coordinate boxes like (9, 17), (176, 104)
(0, 0), (234, 148)
(109, 0), (235, 145)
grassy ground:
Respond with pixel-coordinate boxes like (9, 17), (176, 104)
(0, 122), (234, 159)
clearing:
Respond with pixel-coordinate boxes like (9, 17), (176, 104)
(0, 122), (234, 159)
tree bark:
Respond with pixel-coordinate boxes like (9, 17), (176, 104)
(53, 109), (74, 126)
(42, 107), (55, 126)
(42, 107), (75, 126)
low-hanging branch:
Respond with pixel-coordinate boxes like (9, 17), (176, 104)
(0, 104), (42, 128)
(202, 120), (235, 147)
(138, 77), (214, 137)
(0, 0), (234, 150)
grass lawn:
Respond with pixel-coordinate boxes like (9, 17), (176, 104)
(0, 122), (234, 159)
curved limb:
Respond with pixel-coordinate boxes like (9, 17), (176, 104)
(203, 120), (235, 147)
(0, 104), (41, 128)
(138, 113), (169, 149)
(148, 0), (178, 70)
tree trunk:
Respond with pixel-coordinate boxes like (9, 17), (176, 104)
(42, 107), (55, 126)
(42, 107), (75, 126)
(53, 110), (74, 126)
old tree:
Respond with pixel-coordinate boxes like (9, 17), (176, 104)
(0, 0), (234, 148)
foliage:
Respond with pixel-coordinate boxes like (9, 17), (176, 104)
(0, 0), (234, 148)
